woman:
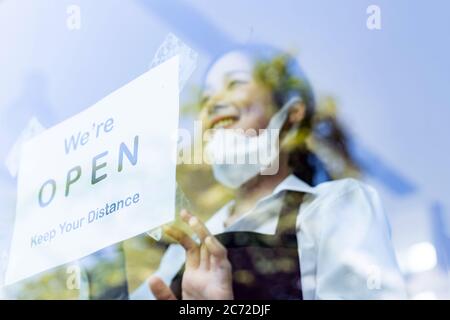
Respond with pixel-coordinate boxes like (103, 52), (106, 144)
(133, 45), (406, 300)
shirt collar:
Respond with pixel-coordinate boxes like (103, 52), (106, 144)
(272, 174), (318, 196)
(206, 174), (318, 235)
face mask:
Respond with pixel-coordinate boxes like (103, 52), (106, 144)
(206, 97), (301, 189)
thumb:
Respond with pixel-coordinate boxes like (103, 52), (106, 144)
(149, 276), (177, 300)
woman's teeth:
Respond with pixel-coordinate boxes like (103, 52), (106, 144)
(212, 118), (236, 129)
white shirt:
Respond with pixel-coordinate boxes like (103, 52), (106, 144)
(131, 175), (407, 300)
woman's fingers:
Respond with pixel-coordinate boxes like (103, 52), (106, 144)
(179, 209), (227, 269)
(163, 225), (197, 251)
(181, 209), (210, 242)
(182, 210), (211, 269)
(149, 276), (177, 300)
(180, 209), (193, 222)
(205, 235), (227, 259)
(200, 243), (210, 270)
(163, 225), (199, 268)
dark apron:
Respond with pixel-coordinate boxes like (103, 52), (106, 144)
(170, 191), (304, 300)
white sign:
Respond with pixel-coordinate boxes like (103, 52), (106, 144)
(5, 56), (180, 285)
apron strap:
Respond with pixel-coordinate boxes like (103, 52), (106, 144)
(274, 191), (304, 245)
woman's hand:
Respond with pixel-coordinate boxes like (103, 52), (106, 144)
(149, 209), (233, 300)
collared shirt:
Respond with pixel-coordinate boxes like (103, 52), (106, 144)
(131, 175), (407, 300)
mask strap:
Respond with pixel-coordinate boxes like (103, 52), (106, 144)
(266, 96), (303, 131)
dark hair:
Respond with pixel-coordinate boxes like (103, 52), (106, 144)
(253, 53), (315, 122)
(252, 53), (359, 184)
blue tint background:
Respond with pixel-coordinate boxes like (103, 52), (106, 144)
(0, 0), (449, 298)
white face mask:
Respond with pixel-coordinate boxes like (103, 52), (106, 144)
(206, 97), (301, 189)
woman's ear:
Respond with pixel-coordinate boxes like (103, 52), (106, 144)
(280, 101), (307, 151)
(288, 101), (306, 125)
(288, 102), (306, 126)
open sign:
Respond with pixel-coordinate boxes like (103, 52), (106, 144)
(38, 135), (139, 208)
(6, 56), (180, 285)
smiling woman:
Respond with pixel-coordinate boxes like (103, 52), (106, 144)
(133, 44), (407, 301)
